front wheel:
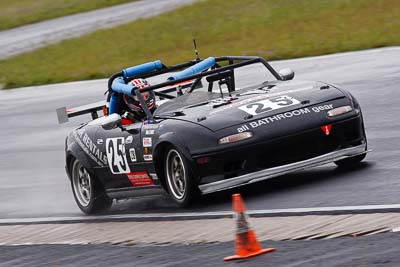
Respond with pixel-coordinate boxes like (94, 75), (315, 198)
(164, 146), (198, 207)
(70, 159), (112, 214)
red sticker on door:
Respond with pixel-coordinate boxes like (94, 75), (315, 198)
(127, 172), (154, 186)
(320, 124), (332, 136)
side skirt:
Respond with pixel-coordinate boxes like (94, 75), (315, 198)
(106, 186), (165, 199)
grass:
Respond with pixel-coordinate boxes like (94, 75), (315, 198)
(0, 0), (399, 89)
(0, 0), (136, 30)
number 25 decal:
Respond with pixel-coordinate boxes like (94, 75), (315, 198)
(106, 137), (130, 174)
(239, 95), (300, 116)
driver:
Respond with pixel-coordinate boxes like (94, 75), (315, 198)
(121, 78), (156, 124)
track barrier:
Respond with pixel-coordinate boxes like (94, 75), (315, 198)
(224, 194), (276, 261)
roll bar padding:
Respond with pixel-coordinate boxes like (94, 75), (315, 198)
(167, 57), (215, 81)
(122, 60), (163, 78)
(111, 77), (135, 95)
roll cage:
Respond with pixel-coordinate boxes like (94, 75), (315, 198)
(107, 56), (283, 121)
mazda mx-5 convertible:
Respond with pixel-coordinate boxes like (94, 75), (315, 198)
(57, 56), (368, 214)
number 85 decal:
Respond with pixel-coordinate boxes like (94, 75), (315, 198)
(106, 137), (131, 174)
(238, 95), (300, 116)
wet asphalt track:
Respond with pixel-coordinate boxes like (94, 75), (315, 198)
(2, 233), (400, 267)
(0, 47), (399, 219)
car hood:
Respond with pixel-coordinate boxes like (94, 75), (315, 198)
(154, 80), (346, 131)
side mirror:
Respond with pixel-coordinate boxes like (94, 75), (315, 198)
(278, 68), (295, 81)
(88, 113), (121, 130)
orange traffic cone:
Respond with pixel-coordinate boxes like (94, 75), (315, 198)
(224, 194), (276, 261)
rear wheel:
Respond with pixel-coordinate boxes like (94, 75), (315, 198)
(164, 146), (198, 207)
(335, 153), (366, 168)
(70, 159), (112, 214)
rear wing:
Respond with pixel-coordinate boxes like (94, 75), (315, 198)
(56, 100), (106, 124)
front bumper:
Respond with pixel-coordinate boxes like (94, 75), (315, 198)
(199, 143), (369, 194)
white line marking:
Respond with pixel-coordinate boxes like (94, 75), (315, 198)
(1, 204), (400, 225)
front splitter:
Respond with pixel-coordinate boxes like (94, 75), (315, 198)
(199, 144), (369, 194)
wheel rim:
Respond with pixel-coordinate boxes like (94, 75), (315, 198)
(72, 160), (92, 207)
(166, 149), (186, 200)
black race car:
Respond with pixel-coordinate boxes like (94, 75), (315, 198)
(57, 56), (368, 214)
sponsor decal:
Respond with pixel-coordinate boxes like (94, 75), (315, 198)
(237, 108), (311, 132)
(126, 135), (133, 144)
(127, 172), (154, 186)
(97, 139), (103, 145)
(321, 124), (332, 136)
(236, 104), (334, 133)
(143, 137), (152, 147)
(149, 173), (158, 180)
(312, 104), (333, 113)
(143, 147), (150, 154)
(143, 123), (159, 129)
(129, 148), (137, 162)
(238, 95), (300, 116)
(143, 154), (153, 161)
(145, 129), (155, 135)
(106, 137), (130, 174)
(73, 129), (107, 166)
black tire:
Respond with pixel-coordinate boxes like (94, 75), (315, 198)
(164, 146), (199, 207)
(70, 158), (112, 214)
(335, 153), (366, 168)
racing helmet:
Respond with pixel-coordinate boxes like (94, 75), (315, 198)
(123, 78), (156, 120)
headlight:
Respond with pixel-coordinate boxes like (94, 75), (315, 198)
(218, 132), (253, 144)
(327, 106), (353, 117)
